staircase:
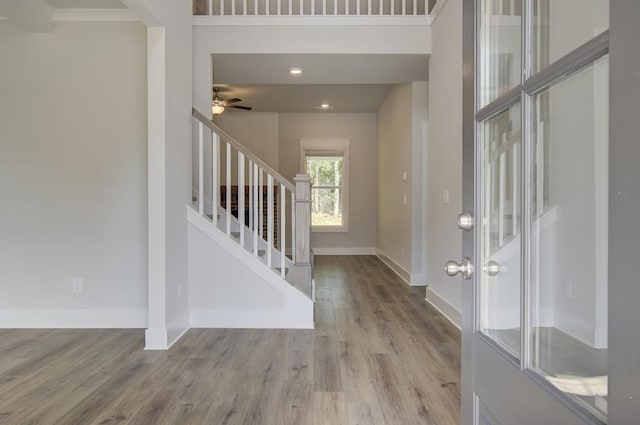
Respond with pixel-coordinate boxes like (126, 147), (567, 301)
(187, 108), (314, 329)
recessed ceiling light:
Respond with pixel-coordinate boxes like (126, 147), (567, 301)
(321, 103), (330, 108)
(289, 67), (303, 75)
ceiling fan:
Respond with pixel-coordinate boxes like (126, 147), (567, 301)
(212, 87), (253, 115)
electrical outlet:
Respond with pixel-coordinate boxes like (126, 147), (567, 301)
(443, 189), (450, 205)
(72, 278), (83, 294)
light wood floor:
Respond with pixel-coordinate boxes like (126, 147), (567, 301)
(0, 255), (461, 425)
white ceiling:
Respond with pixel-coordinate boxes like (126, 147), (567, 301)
(46, 0), (126, 8)
(212, 53), (429, 113)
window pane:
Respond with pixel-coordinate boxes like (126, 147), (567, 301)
(479, 102), (522, 358)
(311, 188), (343, 227)
(306, 157), (343, 186)
(532, 0), (608, 73)
(530, 56), (609, 422)
(479, 0), (522, 107)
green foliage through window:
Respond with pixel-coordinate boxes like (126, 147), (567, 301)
(306, 157), (344, 227)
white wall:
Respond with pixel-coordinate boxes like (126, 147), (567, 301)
(425, 0), (463, 321)
(0, 21), (148, 327)
(377, 84), (413, 276)
(376, 83), (428, 284)
(125, 0), (193, 348)
(192, 23), (432, 130)
(411, 81), (429, 284)
(214, 113), (280, 170)
(279, 113), (378, 252)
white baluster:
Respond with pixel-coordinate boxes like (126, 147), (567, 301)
(209, 0), (213, 15)
(238, 152), (245, 246)
(357, 0), (361, 15)
(537, 121), (545, 217)
(248, 159), (253, 234)
(346, 0), (349, 15)
(226, 142), (231, 236)
(323, 0), (326, 15)
(253, 163), (259, 256)
(512, 141), (518, 236)
(266, 0), (269, 15)
(289, 0), (292, 15)
(312, 0), (315, 15)
(368, 0), (371, 15)
(243, 0), (247, 14)
(499, 149), (506, 246)
(278, 0), (281, 15)
(259, 168), (263, 238)
(333, 0), (337, 14)
(291, 190), (296, 263)
(232, 0), (236, 15)
(221, 0), (224, 15)
(281, 184), (286, 278)
(300, 0), (303, 15)
(413, 0), (416, 15)
(379, 0), (382, 15)
(392, 0), (395, 15)
(267, 175), (274, 267)
(212, 132), (220, 225)
(255, 0), (258, 15)
(198, 121), (204, 215)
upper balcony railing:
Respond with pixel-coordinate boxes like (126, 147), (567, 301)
(194, 0), (436, 16)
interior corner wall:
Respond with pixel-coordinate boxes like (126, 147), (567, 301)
(0, 21), (148, 327)
(278, 113), (377, 252)
(376, 84), (413, 275)
(426, 0), (463, 314)
(411, 81), (429, 285)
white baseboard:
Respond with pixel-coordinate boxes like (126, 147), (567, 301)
(425, 287), (461, 330)
(145, 327), (169, 350)
(0, 308), (147, 329)
(375, 249), (426, 286)
(312, 247), (376, 255)
(190, 308), (314, 329)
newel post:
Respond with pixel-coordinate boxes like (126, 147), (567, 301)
(294, 174), (311, 266)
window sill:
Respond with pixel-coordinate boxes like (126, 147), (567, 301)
(312, 226), (348, 233)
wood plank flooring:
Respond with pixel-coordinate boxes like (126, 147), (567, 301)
(0, 255), (461, 424)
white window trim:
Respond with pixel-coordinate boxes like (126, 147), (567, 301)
(299, 138), (350, 233)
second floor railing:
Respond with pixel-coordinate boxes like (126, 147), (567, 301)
(194, 0), (437, 16)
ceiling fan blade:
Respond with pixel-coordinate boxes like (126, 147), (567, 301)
(228, 105), (253, 111)
(223, 98), (242, 104)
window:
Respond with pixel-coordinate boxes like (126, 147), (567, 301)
(300, 139), (349, 232)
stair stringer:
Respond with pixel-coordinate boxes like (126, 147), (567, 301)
(187, 207), (314, 329)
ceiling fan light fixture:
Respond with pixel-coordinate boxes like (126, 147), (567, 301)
(289, 67), (303, 75)
(212, 103), (225, 115)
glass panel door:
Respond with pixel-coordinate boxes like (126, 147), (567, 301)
(529, 55), (609, 422)
(532, 0), (609, 73)
(479, 103), (522, 358)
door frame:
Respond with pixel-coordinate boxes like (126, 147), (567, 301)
(460, 0), (640, 424)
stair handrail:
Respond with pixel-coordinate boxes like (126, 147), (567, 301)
(192, 108), (295, 192)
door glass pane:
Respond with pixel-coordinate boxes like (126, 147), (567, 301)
(532, 0), (609, 73)
(480, 103), (522, 358)
(479, 0), (522, 107)
(530, 56), (609, 422)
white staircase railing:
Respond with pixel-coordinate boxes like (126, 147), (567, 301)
(192, 108), (313, 297)
(193, 0), (436, 16)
